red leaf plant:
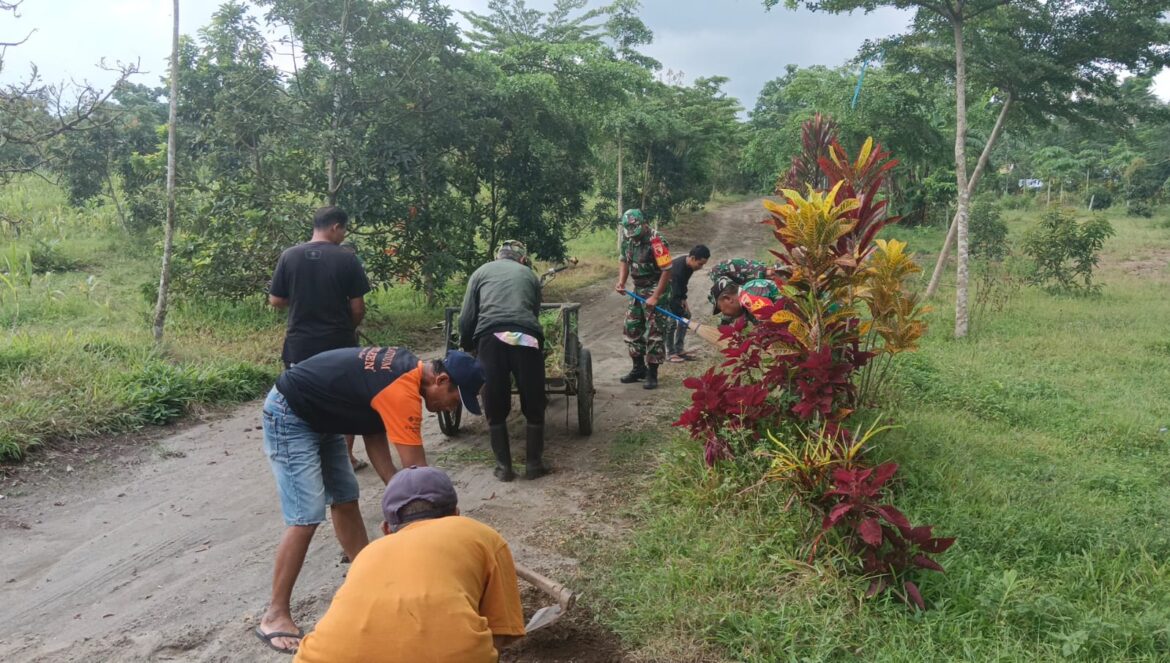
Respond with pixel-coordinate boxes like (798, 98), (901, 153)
(816, 462), (956, 610)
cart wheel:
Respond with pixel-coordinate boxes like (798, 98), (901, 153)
(576, 348), (594, 436)
(438, 408), (462, 436)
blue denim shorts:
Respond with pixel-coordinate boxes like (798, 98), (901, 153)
(262, 387), (360, 526)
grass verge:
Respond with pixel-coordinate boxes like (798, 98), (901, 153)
(572, 204), (1170, 661)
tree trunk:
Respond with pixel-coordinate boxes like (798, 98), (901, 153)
(326, 0), (352, 206)
(640, 146), (651, 211)
(616, 133), (623, 253)
(104, 156), (128, 231)
(152, 0), (180, 343)
(925, 92), (1012, 299)
(952, 16), (970, 339)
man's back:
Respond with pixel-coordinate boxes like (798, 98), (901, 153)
(295, 516), (525, 663)
(461, 259), (542, 342)
(271, 241), (370, 364)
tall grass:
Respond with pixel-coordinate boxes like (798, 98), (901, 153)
(3, 177), (735, 460)
(576, 205), (1170, 661)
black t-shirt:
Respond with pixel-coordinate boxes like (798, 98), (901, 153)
(669, 255), (695, 309)
(276, 347), (424, 439)
(270, 241), (371, 365)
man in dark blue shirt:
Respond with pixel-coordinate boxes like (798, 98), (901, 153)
(666, 245), (710, 362)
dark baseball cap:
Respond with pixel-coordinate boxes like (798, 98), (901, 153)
(381, 465), (459, 531)
(444, 350), (485, 415)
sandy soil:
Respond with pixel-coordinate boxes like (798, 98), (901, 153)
(0, 199), (769, 663)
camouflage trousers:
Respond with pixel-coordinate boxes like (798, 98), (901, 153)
(624, 283), (671, 364)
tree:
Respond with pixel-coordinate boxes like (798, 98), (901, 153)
(52, 82), (166, 227)
(0, 1), (141, 184)
(152, 0), (180, 342)
(773, 0), (1170, 337)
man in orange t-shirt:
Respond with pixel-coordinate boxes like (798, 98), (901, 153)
(295, 466), (526, 663)
(255, 348), (486, 654)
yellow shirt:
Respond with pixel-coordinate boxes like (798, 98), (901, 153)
(294, 516), (526, 663)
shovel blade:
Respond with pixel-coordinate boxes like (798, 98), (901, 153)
(525, 605), (564, 633)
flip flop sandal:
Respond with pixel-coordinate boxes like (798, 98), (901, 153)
(668, 355), (686, 363)
(254, 626), (304, 655)
(351, 459), (369, 471)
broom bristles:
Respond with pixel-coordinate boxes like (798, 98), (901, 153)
(686, 319), (729, 349)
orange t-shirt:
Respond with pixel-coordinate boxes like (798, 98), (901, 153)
(370, 362), (423, 446)
(294, 516), (526, 663)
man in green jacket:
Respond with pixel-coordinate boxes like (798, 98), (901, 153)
(460, 240), (550, 481)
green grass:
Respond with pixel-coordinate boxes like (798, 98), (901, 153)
(576, 205), (1170, 661)
(0, 176), (733, 461)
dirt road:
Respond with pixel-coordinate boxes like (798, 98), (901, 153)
(0, 199), (768, 662)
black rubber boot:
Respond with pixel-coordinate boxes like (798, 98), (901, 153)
(619, 356), (647, 383)
(524, 423), (550, 480)
(489, 424), (515, 482)
(643, 363), (659, 390)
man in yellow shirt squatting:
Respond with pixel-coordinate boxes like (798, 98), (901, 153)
(294, 465), (526, 663)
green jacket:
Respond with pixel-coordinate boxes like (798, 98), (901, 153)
(459, 258), (542, 350)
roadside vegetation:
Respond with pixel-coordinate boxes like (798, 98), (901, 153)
(575, 196), (1170, 661)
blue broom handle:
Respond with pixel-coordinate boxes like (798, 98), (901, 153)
(623, 290), (689, 325)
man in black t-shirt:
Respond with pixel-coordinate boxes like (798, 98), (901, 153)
(666, 245), (710, 362)
(255, 347), (486, 653)
(269, 206), (372, 471)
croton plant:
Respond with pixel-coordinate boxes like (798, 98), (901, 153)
(674, 117), (947, 609)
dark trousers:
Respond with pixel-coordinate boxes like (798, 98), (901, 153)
(665, 300), (688, 355)
(478, 334), (546, 426)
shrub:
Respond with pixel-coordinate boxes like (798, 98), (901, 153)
(1128, 200), (1154, 218)
(675, 123), (951, 609)
(1085, 187), (1112, 210)
(968, 196), (1009, 261)
(818, 463), (956, 610)
(1022, 207), (1114, 293)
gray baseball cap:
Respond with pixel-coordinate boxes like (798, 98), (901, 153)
(381, 466), (458, 531)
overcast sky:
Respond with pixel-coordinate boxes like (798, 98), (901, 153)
(2, 0), (1168, 113)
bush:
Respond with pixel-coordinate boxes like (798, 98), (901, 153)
(999, 194), (1036, 210)
(28, 239), (83, 273)
(969, 196), (1009, 261)
(1085, 187), (1112, 210)
(1022, 207), (1114, 293)
(1128, 200), (1154, 218)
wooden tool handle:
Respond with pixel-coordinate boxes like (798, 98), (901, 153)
(515, 563), (575, 610)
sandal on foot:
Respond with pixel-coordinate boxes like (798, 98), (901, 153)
(667, 355), (686, 363)
(351, 459), (369, 471)
(254, 626), (303, 655)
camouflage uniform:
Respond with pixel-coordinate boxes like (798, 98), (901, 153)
(708, 259), (782, 324)
(736, 278), (782, 321)
(620, 216), (672, 365)
(707, 258), (771, 313)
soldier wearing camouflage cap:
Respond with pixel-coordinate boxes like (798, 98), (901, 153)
(708, 258), (787, 325)
(614, 209), (672, 389)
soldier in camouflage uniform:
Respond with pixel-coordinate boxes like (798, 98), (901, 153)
(615, 209), (672, 390)
(707, 258), (785, 324)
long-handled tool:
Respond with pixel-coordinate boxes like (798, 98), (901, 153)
(515, 563), (576, 632)
(623, 290), (728, 349)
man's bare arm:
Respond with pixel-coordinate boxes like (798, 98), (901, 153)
(269, 294), (289, 309)
(350, 297), (366, 327)
(395, 443), (427, 469)
(362, 433), (396, 484)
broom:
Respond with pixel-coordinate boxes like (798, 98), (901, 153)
(623, 290), (728, 349)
